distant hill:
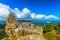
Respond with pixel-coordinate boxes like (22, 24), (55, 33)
(19, 19), (60, 26)
(0, 23), (6, 29)
(0, 19), (60, 28)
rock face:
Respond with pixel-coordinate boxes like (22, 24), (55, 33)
(20, 35), (45, 40)
(5, 14), (46, 40)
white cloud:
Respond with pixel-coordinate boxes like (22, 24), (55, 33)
(13, 8), (31, 19)
(45, 15), (58, 19)
(11, 8), (58, 19)
(31, 13), (36, 19)
(10, 8), (22, 18)
(0, 3), (58, 20)
(22, 8), (30, 13)
(21, 8), (31, 19)
(31, 14), (58, 19)
(36, 14), (45, 19)
(0, 3), (10, 20)
(14, 8), (19, 11)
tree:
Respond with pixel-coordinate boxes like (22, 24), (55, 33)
(54, 23), (60, 34)
(43, 23), (54, 33)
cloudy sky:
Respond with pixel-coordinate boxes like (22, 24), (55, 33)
(0, 0), (60, 21)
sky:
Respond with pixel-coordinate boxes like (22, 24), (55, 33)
(0, 0), (60, 21)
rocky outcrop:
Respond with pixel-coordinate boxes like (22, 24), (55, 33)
(20, 35), (46, 40)
(5, 14), (46, 40)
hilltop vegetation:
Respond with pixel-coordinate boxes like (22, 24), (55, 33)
(43, 23), (60, 40)
(0, 22), (60, 40)
(0, 14), (60, 40)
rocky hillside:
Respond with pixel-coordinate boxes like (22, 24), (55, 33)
(4, 14), (46, 40)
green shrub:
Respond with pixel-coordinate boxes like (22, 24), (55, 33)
(0, 29), (7, 39)
(43, 32), (55, 40)
(43, 23), (54, 33)
(54, 23), (60, 33)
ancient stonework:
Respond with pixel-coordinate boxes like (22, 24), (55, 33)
(5, 14), (46, 40)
